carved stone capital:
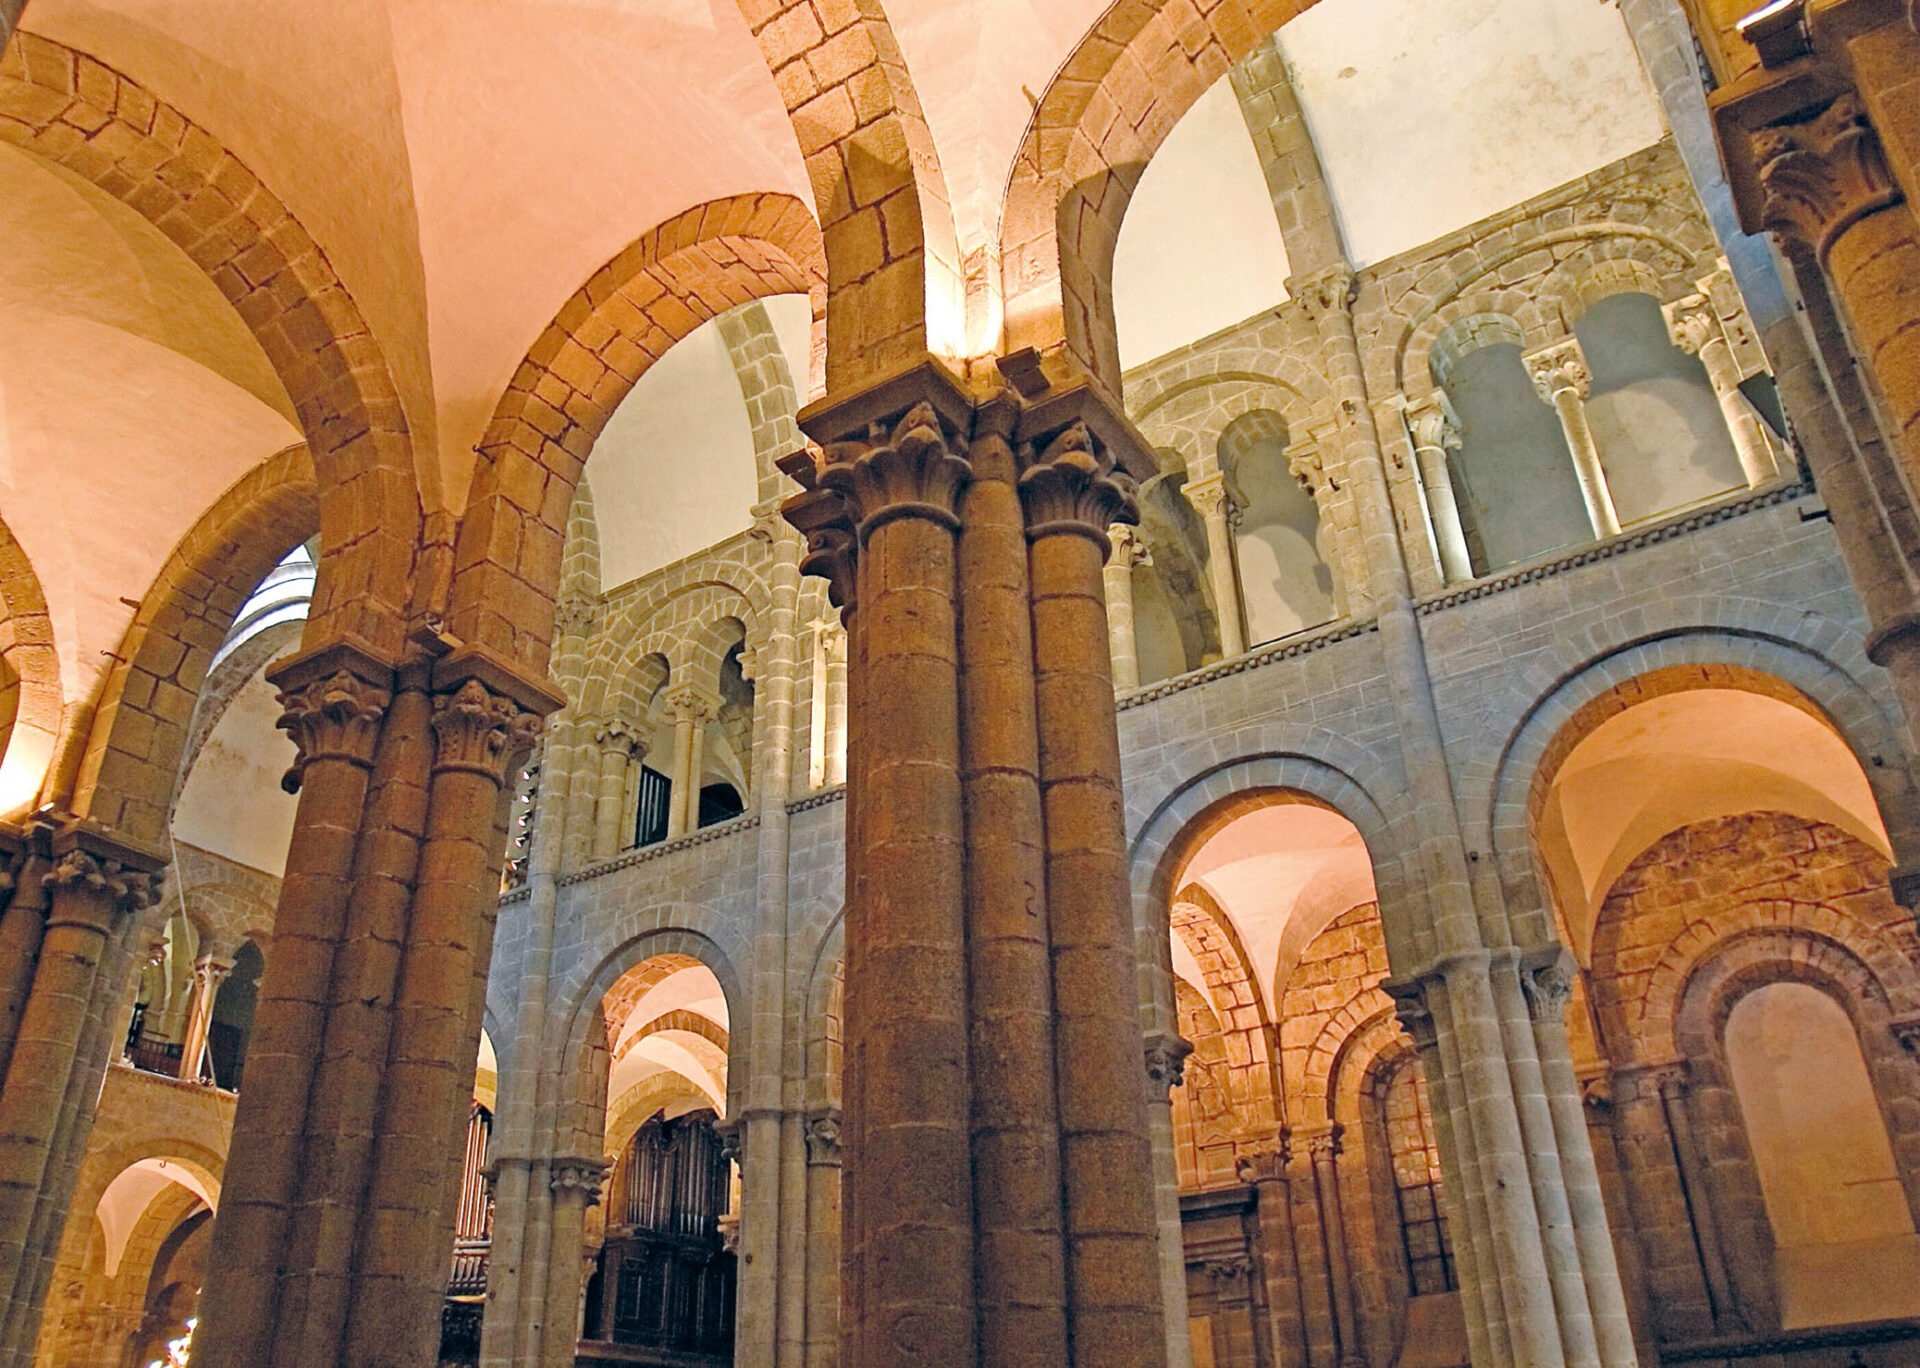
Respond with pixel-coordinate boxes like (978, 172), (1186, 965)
(553, 594), (600, 640)
(1662, 293), (1721, 357)
(1751, 93), (1902, 262)
(714, 1116), (745, 1167)
(428, 646), (564, 783)
(1404, 394), (1462, 454)
(1302, 1123), (1344, 1161)
(778, 450), (860, 616)
(549, 1156), (609, 1205)
(1018, 419), (1139, 550)
(1290, 266), (1357, 322)
(1107, 522), (1152, 570)
(663, 683), (720, 729)
(594, 716), (646, 760)
(1383, 976), (1439, 1053)
(1520, 944), (1577, 1023)
(192, 955), (235, 989)
(805, 1107), (842, 1164)
(817, 397), (972, 540)
(1144, 1030), (1194, 1091)
(1524, 338), (1592, 402)
(45, 824), (165, 919)
(269, 641), (395, 794)
(1234, 1134), (1291, 1185)
(431, 680), (539, 782)
(1205, 1256), (1257, 1287)
(1184, 473), (1241, 526)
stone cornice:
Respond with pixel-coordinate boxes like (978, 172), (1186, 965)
(554, 813), (761, 886)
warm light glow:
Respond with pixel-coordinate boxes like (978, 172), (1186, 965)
(147, 1316), (195, 1368)
(0, 731), (53, 820)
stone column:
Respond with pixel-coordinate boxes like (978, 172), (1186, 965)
(1524, 339), (1621, 538)
(1237, 1143), (1306, 1368)
(822, 625), (848, 787)
(663, 684), (716, 839)
(1744, 94), (1920, 490)
(175, 954), (233, 1083)
(0, 831), (50, 1092)
(1018, 398), (1169, 1366)
(1304, 1128), (1368, 1368)
(538, 1158), (607, 1368)
(782, 363), (1170, 1368)
(189, 642), (394, 1368)
(341, 651), (558, 1368)
(804, 1109), (842, 1368)
(1147, 1033), (1196, 1368)
(1663, 289), (1778, 487)
(589, 719), (643, 860)
(1520, 954), (1637, 1368)
(1403, 397), (1475, 583)
(781, 369), (980, 1368)
(0, 825), (161, 1363)
(959, 392), (1071, 1368)
(1104, 523), (1150, 691)
(1186, 474), (1247, 657)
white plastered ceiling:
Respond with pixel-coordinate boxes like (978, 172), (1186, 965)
(590, 294), (812, 591)
(605, 963), (731, 1115)
(0, 143), (298, 714)
(24, 0), (812, 510)
(1176, 802), (1378, 1017)
(1538, 688), (1891, 961)
(1114, 0), (1669, 367)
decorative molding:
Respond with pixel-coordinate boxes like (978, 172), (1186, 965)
(1523, 336), (1593, 402)
(269, 643), (394, 793)
(1115, 620), (1378, 712)
(786, 785), (847, 814)
(1414, 482), (1812, 616)
(1751, 93), (1902, 263)
(1144, 1029), (1194, 1090)
(1018, 419), (1138, 550)
(805, 1107), (842, 1164)
(555, 813), (762, 886)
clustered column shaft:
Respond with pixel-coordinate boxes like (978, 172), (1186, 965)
(192, 639), (561, 1368)
(780, 363), (1169, 1368)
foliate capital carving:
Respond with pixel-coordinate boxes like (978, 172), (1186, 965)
(805, 1108), (842, 1164)
(1384, 977), (1439, 1053)
(1018, 419), (1139, 549)
(818, 399), (972, 539)
(553, 594), (600, 640)
(1520, 945), (1577, 1023)
(1405, 395), (1462, 454)
(1205, 1257), (1257, 1287)
(594, 716), (645, 760)
(431, 679), (541, 783)
(663, 683), (720, 728)
(46, 849), (162, 916)
(1144, 1030), (1194, 1091)
(1751, 94), (1902, 263)
(549, 1157), (609, 1206)
(274, 666), (391, 794)
(1307, 1126), (1344, 1161)
(193, 955), (235, 989)
(1662, 293), (1721, 357)
(1107, 522), (1152, 570)
(1234, 1135), (1291, 1185)
(1184, 474), (1241, 527)
(1290, 266), (1357, 323)
(714, 1116), (745, 1167)
(1525, 339), (1592, 402)
(780, 459), (859, 616)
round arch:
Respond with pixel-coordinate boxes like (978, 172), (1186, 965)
(1485, 629), (1920, 951)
